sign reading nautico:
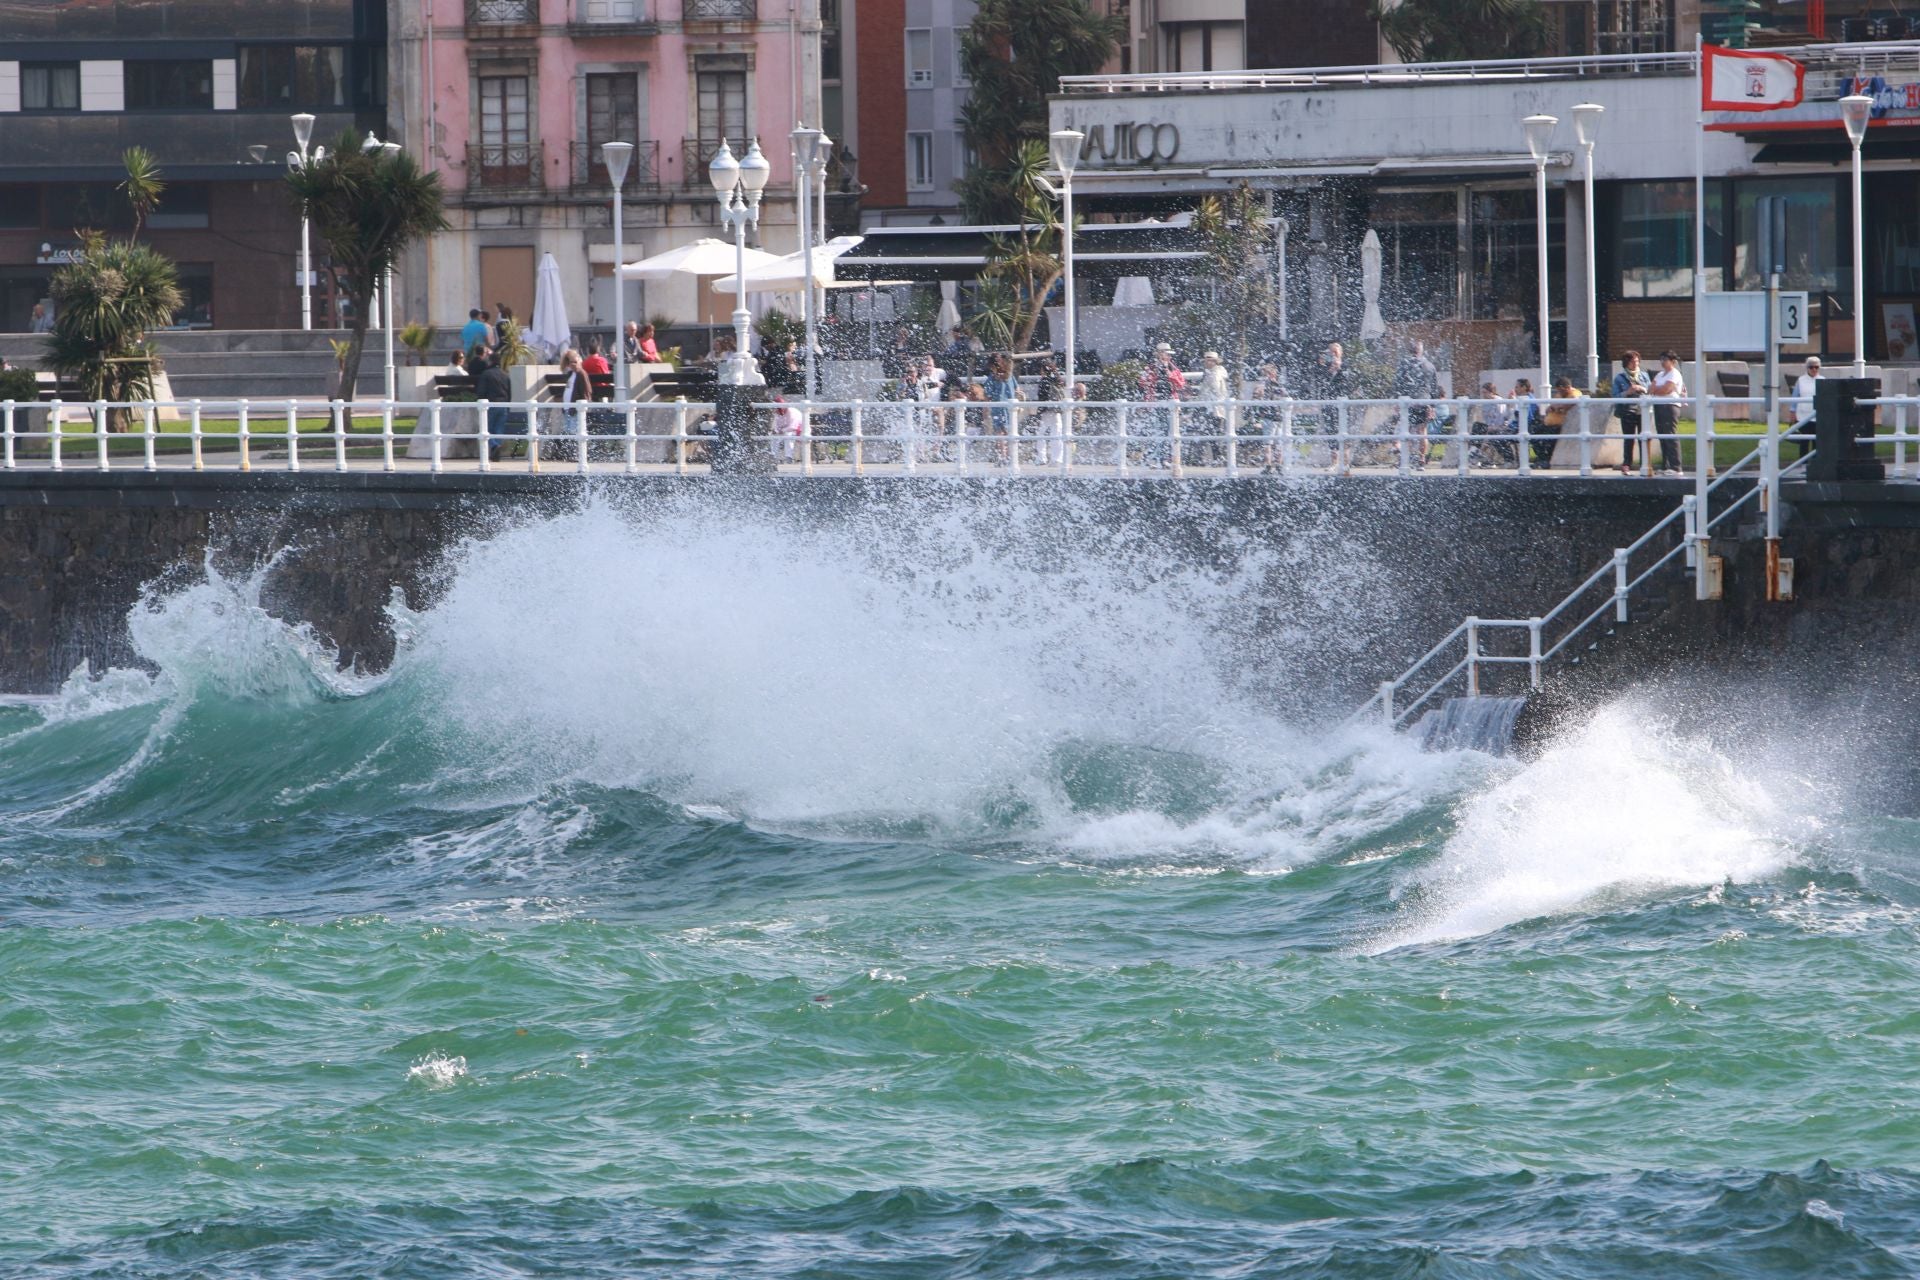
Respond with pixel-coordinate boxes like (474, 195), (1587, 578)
(1078, 122), (1181, 165)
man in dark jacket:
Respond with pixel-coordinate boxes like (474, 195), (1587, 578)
(472, 351), (515, 460)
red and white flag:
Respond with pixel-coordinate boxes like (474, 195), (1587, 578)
(1702, 44), (1805, 112)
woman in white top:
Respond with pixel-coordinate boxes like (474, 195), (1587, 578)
(1791, 356), (1820, 459)
(1649, 350), (1687, 475)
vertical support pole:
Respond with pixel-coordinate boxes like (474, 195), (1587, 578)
(429, 400), (443, 473)
(1897, 399), (1909, 478)
(958, 402), (972, 475)
(1225, 400), (1239, 478)
(1279, 403), (1293, 477)
(142, 402), (157, 472)
(1682, 493), (1699, 571)
(284, 401), (300, 473)
(95, 401), (109, 471)
(4, 400), (16, 472)
(1456, 399), (1470, 477)
(1116, 403), (1129, 478)
(1613, 548), (1630, 622)
(1059, 395), (1074, 477)
(527, 398), (542, 475)
(1579, 397), (1593, 476)
(382, 401), (396, 472)
(50, 399), (63, 472)
(1517, 396), (1531, 476)
(1528, 617), (1543, 691)
(1379, 680), (1395, 728)
(852, 399), (865, 476)
(575, 396), (590, 476)
(237, 400), (250, 473)
(190, 401), (204, 472)
(1007, 399), (1021, 476)
(1168, 408), (1184, 478)
(1637, 398), (1654, 478)
(477, 400), (492, 474)
(334, 400), (349, 472)
(1763, 378), (1782, 602)
(802, 399), (816, 476)
(1397, 396), (1411, 476)
(673, 397), (688, 475)
(1336, 401), (1350, 476)
(904, 402), (917, 476)
(624, 402), (638, 474)
(1465, 616), (1481, 698)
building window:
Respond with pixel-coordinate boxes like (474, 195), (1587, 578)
(21, 62), (80, 111)
(237, 46), (347, 109)
(147, 182), (211, 230)
(821, 0), (842, 82)
(124, 60), (215, 109)
(954, 38), (969, 85)
(694, 54), (747, 146)
(0, 186), (39, 229)
(1613, 180), (1720, 299)
(908, 132), (934, 191)
(1370, 190), (1460, 322)
(1732, 178), (1836, 295)
(906, 29), (932, 85)
(585, 72), (639, 181)
(579, 0), (641, 23)
(481, 74), (531, 147)
(1469, 188), (1564, 333)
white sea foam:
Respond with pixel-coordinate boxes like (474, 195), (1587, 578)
(406, 1051), (470, 1088)
(1367, 703), (1810, 951)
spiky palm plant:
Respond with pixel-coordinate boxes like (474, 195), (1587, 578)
(285, 132), (449, 398)
(974, 141), (1064, 353)
(1372, 0), (1553, 63)
(45, 232), (183, 431)
(119, 147), (166, 238)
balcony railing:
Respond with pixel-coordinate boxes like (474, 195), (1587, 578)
(466, 143), (543, 192)
(686, 0), (754, 18)
(468, 0), (538, 23)
(570, 140), (661, 193)
(681, 137), (723, 188)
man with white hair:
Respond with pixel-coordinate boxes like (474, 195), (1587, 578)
(1791, 356), (1820, 459)
(1199, 350), (1231, 466)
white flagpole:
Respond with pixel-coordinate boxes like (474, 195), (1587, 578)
(1694, 34), (1713, 594)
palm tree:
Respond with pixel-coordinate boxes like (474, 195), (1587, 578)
(958, 0), (1124, 225)
(285, 131), (449, 398)
(1372, 0), (1552, 62)
(45, 232), (183, 431)
(974, 141), (1064, 352)
(119, 147), (166, 238)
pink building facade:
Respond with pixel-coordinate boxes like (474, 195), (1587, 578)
(388, 0), (822, 344)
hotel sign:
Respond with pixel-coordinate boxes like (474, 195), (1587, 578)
(1078, 122), (1181, 165)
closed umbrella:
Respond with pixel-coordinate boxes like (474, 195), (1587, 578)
(1360, 229), (1386, 341)
(1112, 276), (1156, 307)
(936, 281), (962, 335)
(528, 252), (572, 360)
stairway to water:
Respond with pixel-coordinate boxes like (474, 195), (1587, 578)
(1412, 696), (1528, 756)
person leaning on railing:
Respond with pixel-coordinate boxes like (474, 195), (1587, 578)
(1536, 375), (1581, 470)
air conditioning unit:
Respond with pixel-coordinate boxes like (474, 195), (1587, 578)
(909, 69), (933, 85)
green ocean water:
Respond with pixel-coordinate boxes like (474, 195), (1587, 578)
(3, 498), (1918, 1277)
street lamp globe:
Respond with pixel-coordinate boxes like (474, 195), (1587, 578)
(738, 138), (771, 195)
(291, 113), (315, 152)
(1049, 129), (1084, 178)
(602, 140), (633, 187)
(1840, 94), (1872, 147)
(1522, 114), (1558, 163)
(1572, 103), (1603, 148)
(791, 126), (824, 171)
(708, 139), (739, 199)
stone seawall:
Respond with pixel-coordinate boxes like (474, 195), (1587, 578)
(0, 471), (1824, 720)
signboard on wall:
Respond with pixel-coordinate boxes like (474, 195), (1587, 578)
(1701, 291), (1808, 350)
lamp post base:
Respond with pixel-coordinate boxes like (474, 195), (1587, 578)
(712, 379), (775, 475)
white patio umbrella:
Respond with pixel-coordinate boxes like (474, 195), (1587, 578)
(1360, 228), (1387, 341)
(936, 280), (962, 334)
(709, 236), (864, 294)
(618, 237), (780, 281)
(528, 252), (572, 360)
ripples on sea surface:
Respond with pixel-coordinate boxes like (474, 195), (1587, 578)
(2, 499), (1917, 1278)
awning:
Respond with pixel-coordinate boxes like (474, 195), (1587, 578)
(835, 219), (1208, 282)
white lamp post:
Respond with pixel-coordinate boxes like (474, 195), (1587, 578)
(1573, 103), (1603, 392)
(1523, 113), (1558, 402)
(792, 125), (826, 396)
(710, 137), (771, 386)
(288, 113), (323, 331)
(602, 141), (634, 399)
(1049, 129), (1084, 403)
(815, 131), (832, 248)
(1841, 93), (1872, 376)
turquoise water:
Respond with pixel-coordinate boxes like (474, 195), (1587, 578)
(4, 500), (1918, 1277)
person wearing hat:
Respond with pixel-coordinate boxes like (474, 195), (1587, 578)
(1198, 350), (1231, 466)
(1137, 341), (1186, 467)
(1792, 356), (1821, 459)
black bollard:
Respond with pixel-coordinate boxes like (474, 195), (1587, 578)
(1810, 377), (1885, 483)
(710, 383), (775, 475)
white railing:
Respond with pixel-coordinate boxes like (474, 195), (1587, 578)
(2, 392), (1862, 481)
(1347, 396), (1920, 732)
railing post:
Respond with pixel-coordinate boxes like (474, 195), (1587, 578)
(382, 401), (396, 472)
(1114, 404), (1128, 478)
(674, 397), (688, 474)
(1379, 680), (1395, 728)
(1637, 398), (1653, 477)
(1169, 407), (1184, 478)
(575, 398), (590, 476)
(1897, 399), (1910, 478)
(189, 400), (203, 472)
(428, 400), (443, 473)
(624, 402), (638, 474)
(94, 401), (109, 471)
(334, 400), (350, 472)
(1396, 396), (1411, 476)
(852, 399), (865, 476)
(1279, 403), (1293, 477)
(477, 400), (492, 474)
(3, 399), (14, 471)
(1007, 400), (1021, 476)
(1516, 398), (1531, 476)
(801, 399), (815, 476)
(1465, 616), (1481, 697)
(49, 399), (63, 472)
(142, 402), (157, 472)
(1225, 400), (1240, 478)
(1455, 398), (1469, 477)
(1528, 616), (1543, 691)
(284, 400), (300, 473)
(1059, 397), (1074, 477)
(1613, 547), (1630, 622)
(1699, 392), (1717, 480)
(1336, 401), (1350, 476)
(237, 400), (250, 472)
(1578, 397), (1593, 477)
(1682, 493), (1699, 571)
